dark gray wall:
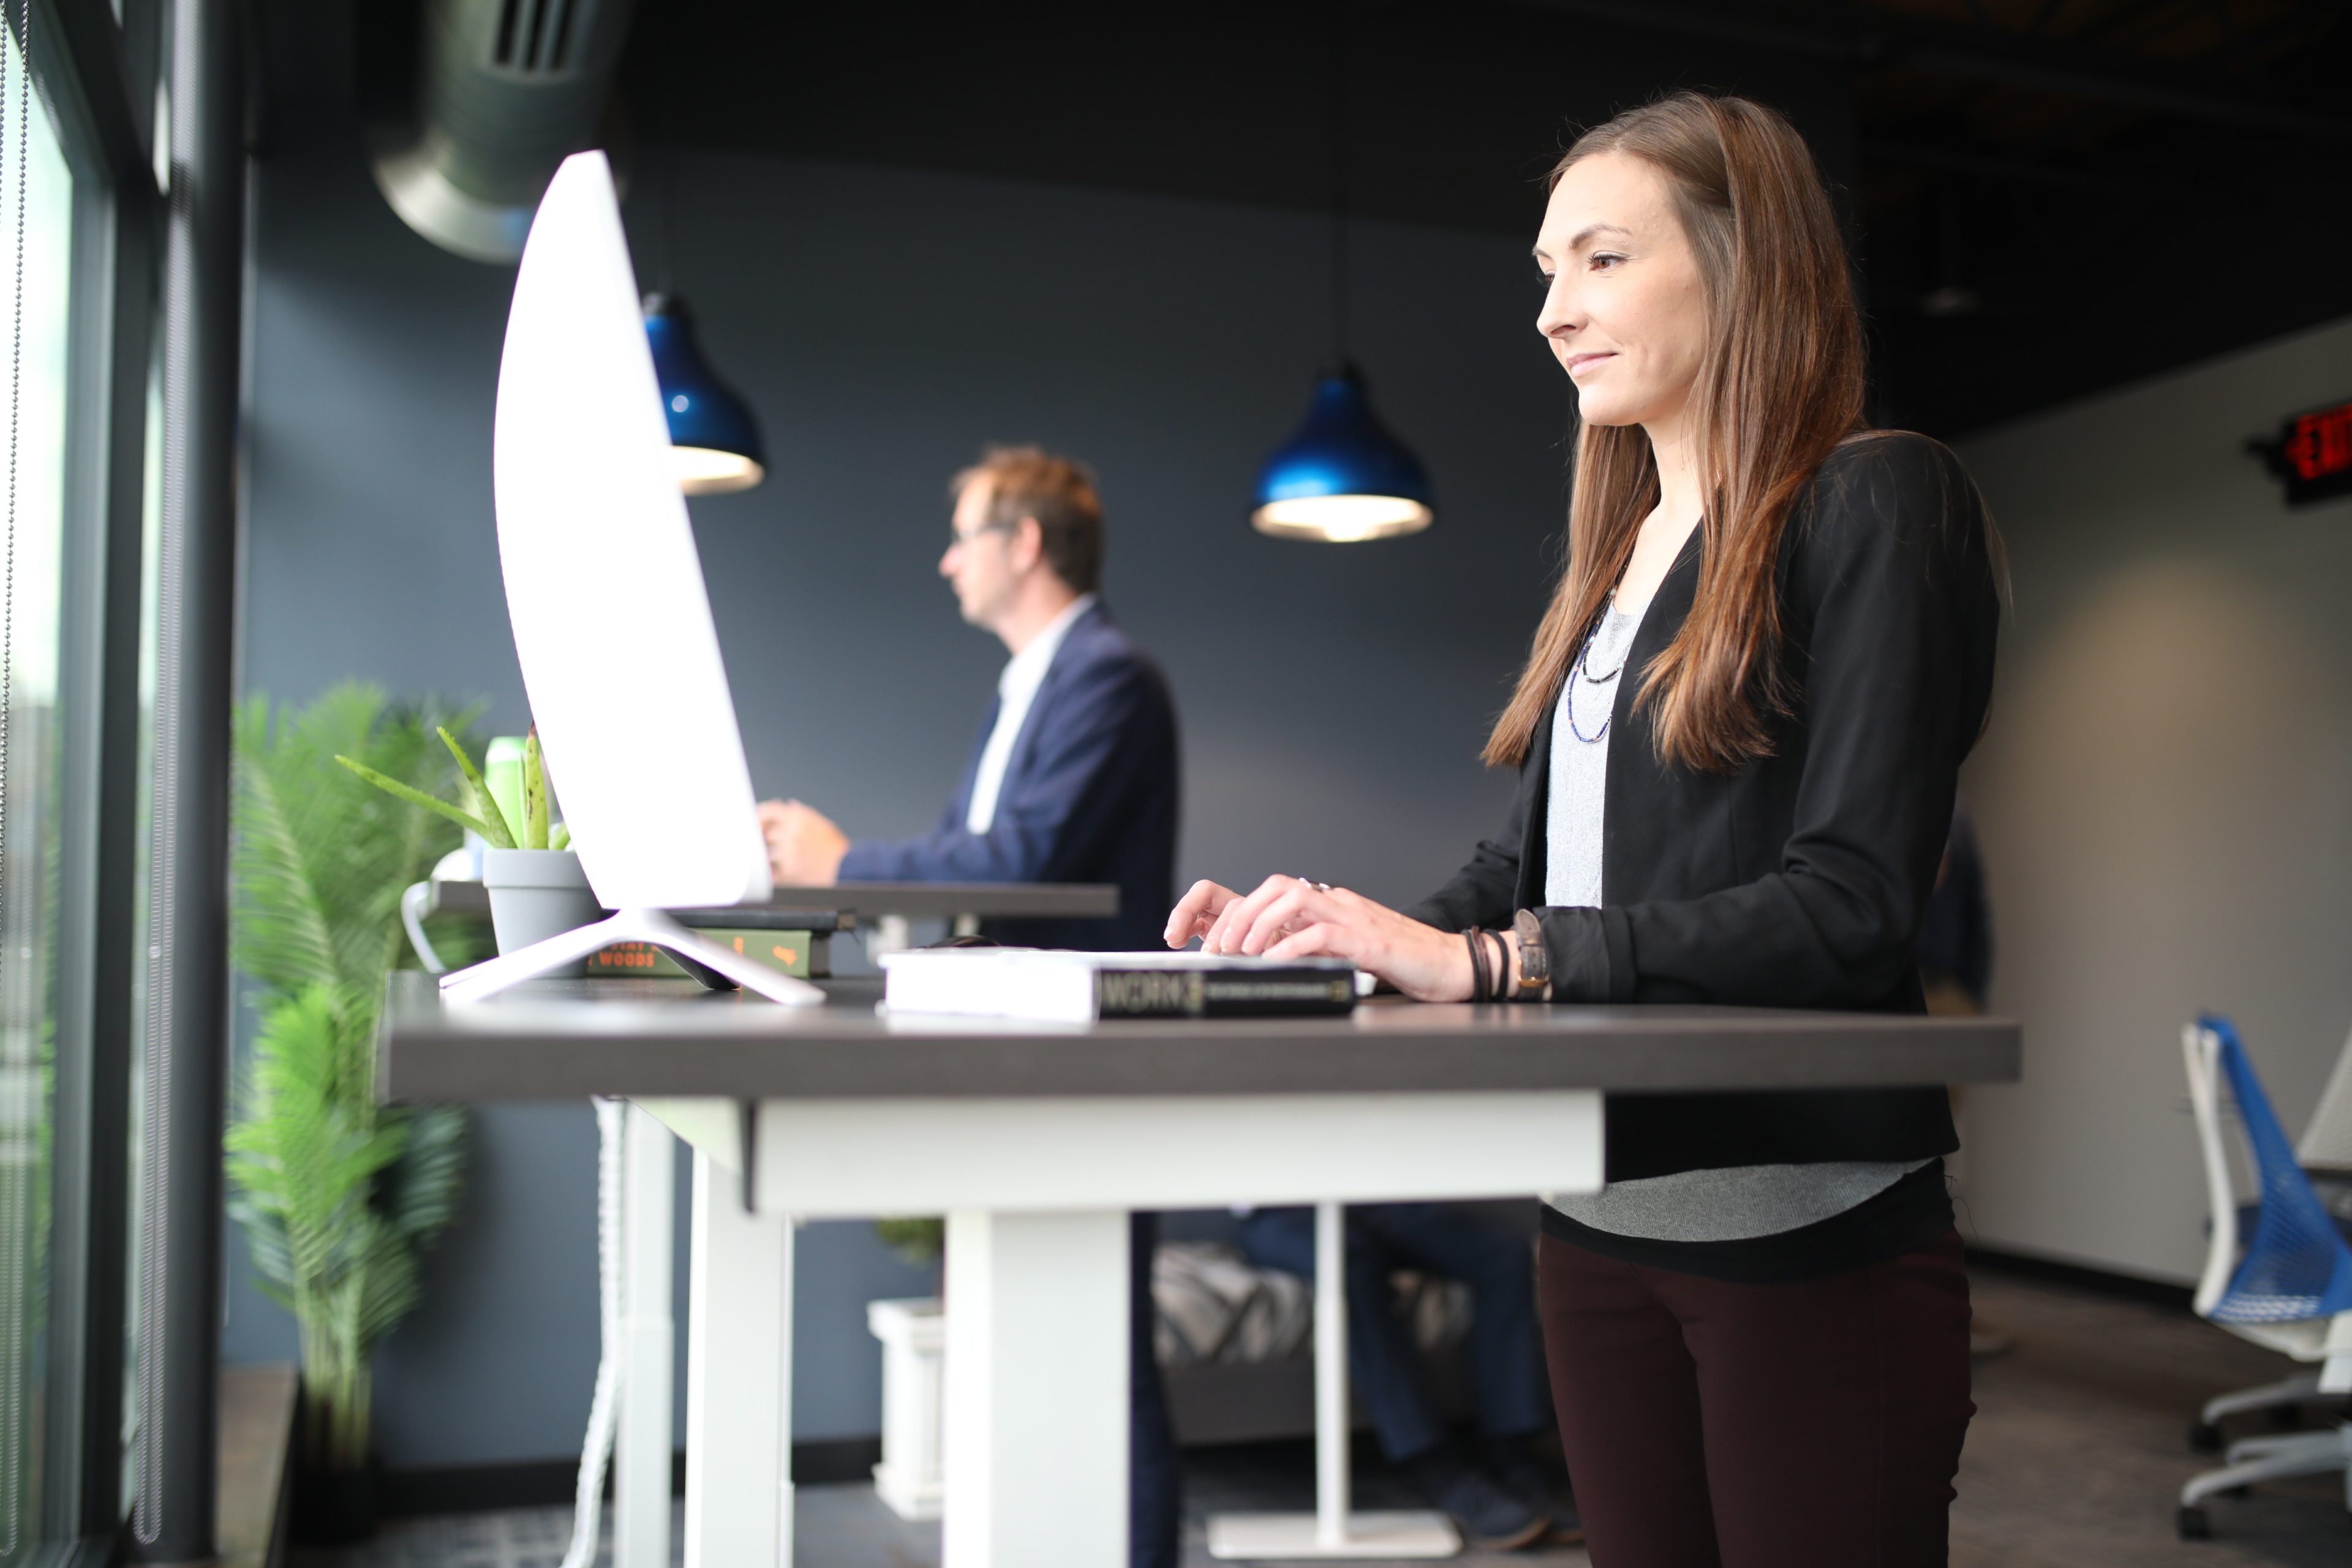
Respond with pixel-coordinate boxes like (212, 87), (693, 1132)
(228, 135), (1575, 1464)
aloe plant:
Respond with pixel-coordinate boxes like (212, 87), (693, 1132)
(226, 684), (483, 1475)
(334, 721), (569, 852)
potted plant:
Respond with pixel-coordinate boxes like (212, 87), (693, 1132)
(337, 722), (600, 965)
(867, 1218), (948, 1520)
(225, 684), (486, 1543)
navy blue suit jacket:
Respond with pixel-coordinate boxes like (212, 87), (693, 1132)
(837, 603), (1180, 952)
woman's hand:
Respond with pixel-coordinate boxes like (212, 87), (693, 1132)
(1164, 875), (1488, 1002)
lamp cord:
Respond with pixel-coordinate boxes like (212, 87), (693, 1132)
(660, 141), (677, 300)
(1327, 0), (1349, 365)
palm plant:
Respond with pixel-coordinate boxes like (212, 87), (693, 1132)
(225, 683), (482, 1476)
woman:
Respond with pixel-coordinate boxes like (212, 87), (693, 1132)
(1167, 92), (2000, 1566)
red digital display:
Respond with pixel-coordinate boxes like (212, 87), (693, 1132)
(2251, 397), (2352, 507)
(2284, 405), (2352, 483)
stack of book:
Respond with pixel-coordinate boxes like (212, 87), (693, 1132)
(878, 949), (1361, 1022)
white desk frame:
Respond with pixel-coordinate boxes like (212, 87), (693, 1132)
(616, 1089), (1604, 1568)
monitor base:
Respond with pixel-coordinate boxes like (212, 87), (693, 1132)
(439, 907), (826, 1006)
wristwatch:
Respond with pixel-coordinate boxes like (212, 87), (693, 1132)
(1512, 909), (1551, 1000)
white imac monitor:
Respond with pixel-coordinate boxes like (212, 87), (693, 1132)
(451, 150), (810, 1004)
(490, 150), (772, 913)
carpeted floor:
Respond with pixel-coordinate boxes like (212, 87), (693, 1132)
(303, 1262), (2348, 1567)
(1951, 1267), (2345, 1566)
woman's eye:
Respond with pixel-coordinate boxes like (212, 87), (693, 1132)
(1589, 252), (1625, 271)
(1537, 271), (1556, 286)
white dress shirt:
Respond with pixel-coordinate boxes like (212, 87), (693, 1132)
(965, 594), (1098, 834)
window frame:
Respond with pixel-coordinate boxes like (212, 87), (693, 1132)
(15, 1), (160, 1562)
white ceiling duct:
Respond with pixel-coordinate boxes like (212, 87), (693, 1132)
(370, 0), (639, 264)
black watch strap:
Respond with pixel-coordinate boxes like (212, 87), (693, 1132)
(1512, 908), (1550, 998)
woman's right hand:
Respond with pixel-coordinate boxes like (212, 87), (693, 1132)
(1164, 874), (1488, 1001)
(1164, 878), (1242, 949)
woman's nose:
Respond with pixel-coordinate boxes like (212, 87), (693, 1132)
(1537, 278), (1578, 340)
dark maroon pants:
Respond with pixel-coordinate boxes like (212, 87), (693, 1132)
(1538, 1228), (1974, 1568)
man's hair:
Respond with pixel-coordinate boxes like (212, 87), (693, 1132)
(952, 445), (1104, 595)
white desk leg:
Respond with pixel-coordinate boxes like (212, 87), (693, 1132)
(617, 1106), (677, 1568)
(1207, 1202), (1460, 1560)
(942, 1208), (1128, 1568)
(1315, 1200), (1350, 1544)
(685, 1151), (795, 1568)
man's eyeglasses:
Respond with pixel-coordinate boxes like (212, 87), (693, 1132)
(948, 518), (1016, 550)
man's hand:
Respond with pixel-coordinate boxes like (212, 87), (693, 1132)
(758, 799), (850, 886)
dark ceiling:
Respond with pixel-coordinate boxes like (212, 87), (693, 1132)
(271, 0), (2352, 438)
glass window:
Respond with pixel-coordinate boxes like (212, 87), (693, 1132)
(0, 36), (86, 1567)
(120, 341), (161, 1521)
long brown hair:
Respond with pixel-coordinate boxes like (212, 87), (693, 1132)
(1485, 92), (1867, 774)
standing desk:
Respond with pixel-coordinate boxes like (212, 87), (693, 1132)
(406, 880), (1118, 1566)
(380, 972), (2018, 1568)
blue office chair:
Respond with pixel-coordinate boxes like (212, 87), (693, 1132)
(2188, 1024), (2352, 1455)
(2177, 1016), (2352, 1539)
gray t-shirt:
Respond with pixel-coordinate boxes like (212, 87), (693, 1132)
(1540, 593), (1924, 1242)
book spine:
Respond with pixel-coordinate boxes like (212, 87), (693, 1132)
(1092, 970), (1356, 1019)
(585, 932), (828, 979)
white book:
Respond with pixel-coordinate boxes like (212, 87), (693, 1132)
(878, 949), (1362, 1023)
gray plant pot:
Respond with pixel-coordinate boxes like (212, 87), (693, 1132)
(481, 848), (603, 976)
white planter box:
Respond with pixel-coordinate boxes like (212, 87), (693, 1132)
(866, 1296), (946, 1520)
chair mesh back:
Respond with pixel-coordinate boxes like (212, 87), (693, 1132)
(2299, 1025), (2352, 1174)
(2204, 1015), (2352, 1324)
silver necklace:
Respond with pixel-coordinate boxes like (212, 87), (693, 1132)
(1564, 594), (1627, 744)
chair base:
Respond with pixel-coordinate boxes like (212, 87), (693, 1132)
(2199, 1369), (2326, 1433)
(2177, 1419), (2352, 1535)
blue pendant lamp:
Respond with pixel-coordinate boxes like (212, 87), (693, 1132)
(1251, 361), (1433, 541)
(644, 292), (766, 496)
(1250, 7), (1433, 543)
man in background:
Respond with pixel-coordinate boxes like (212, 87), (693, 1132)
(761, 445), (1183, 1568)
(760, 444), (1178, 949)
(1237, 1203), (1571, 1547)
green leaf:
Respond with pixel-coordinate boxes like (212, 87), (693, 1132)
(233, 723), (342, 1000)
(522, 725), (549, 851)
(377, 1105), (467, 1246)
(873, 1216), (946, 1266)
(335, 755), (505, 845)
(437, 726), (516, 848)
(235, 684), (483, 1011)
(550, 822), (571, 853)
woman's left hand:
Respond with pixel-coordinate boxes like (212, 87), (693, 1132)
(1196, 875), (1483, 1002)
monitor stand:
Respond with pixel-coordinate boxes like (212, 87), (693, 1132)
(439, 907), (826, 1006)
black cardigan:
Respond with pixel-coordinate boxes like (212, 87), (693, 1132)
(1405, 432), (2002, 1183)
